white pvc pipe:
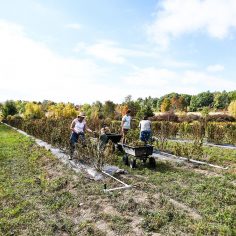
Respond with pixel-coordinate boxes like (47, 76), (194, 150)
(102, 171), (130, 187)
(156, 151), (228, 170)
(104, 185), (132, 192)
(102, 170), (132, 192)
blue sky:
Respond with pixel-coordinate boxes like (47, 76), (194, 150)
(0, 0), (236, 103)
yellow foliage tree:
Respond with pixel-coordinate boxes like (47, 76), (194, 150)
(48, 103), (64, 117)
(63, 103), (77, 118)
(24, 102), (44, 119)
(228, 100), (236, 117)
(161, 98), (171, 112)
(48, 103), (77, 118)
(115, 104), (129, 116)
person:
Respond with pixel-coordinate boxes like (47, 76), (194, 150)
(100, 123), (111, 135)
(121, 110), (131, 144)
(99, 123), (111, 149)
(139, 115), (152, 144)
(69, 112), (93, 159)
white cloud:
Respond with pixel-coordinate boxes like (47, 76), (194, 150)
(124, 68), (177, 87)
(65, 23), (82, 30)
(86, 40), (126, 64)
(0, 19), (234, 104)
(0, 20), (111, 103)
(206, 64), (225, 72)
(122, 67), (236, 98)
(148, 0), (236, 47)
(74, 40), (157, 64)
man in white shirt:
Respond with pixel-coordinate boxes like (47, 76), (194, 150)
(139, 115), (152, 144)
(121, 110), (131, 144)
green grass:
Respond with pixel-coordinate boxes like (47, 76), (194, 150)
(113, 155), (236, 235)
(0, 123), (236, 235)
(0, 124), (105, 235)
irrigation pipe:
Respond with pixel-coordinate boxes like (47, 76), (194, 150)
(102, 171), (132, 193)
(156, 150), (228, 170)
(187, 159), (228, 170)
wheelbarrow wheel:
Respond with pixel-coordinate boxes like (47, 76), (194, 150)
(149, 157), (156, 168)
(117, 143), (124, 152)
(123, 154), (129, 166)
(130, 158), (136, 169)
(110, 143), (116, 153)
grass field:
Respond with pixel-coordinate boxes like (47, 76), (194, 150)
(0, 123), (235, 235)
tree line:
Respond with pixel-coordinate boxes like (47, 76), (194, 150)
(1, 90), (236, 120)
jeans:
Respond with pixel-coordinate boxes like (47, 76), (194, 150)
(69, 132), (85, 156)
(140, 130), (151, 143)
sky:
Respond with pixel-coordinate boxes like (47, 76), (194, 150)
(0, 0), (236, 104)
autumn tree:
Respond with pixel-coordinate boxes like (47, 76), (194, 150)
(115, 104), (129, 117)
(24, 102), (44, 119)
(228, 100), (236, 117)
(41, 100), (55, 112)
(63, 103), (77, 117)
(161, 98), (171, 112)
(48, 103), (65, 118)
(48, 103), (77, 118)
(178, 96), (187, 111)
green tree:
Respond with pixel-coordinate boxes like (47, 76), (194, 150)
(103, 100), (116, 118)
(142, 104), (154, 117)
(123, 95), (140, 116)
(92, 101), (103, 112)
(81, 103), (92, 118)
(124, 95), (132, 104)
(201, 106), (210, 118)
(15, 100), (28, 115)
(0, 103), (3, 121)
(228, 90), (236, 102)
(189, 91), (214, 111)
(91, 101), (103, 119)
(182, 94), (192, 108)
(189, 96), (198, 111)
(2, 100), (18, 118)
(213, 91), (229, 110)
